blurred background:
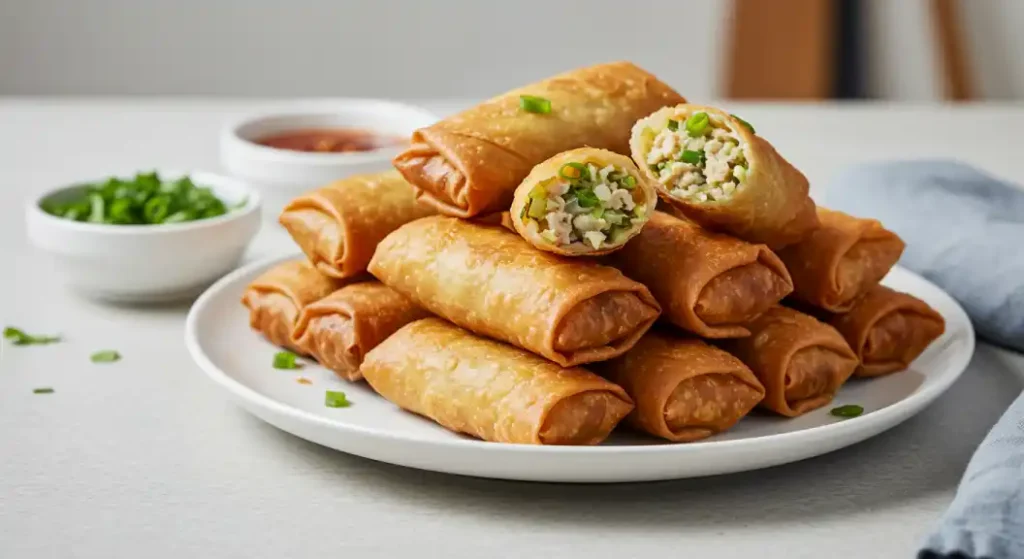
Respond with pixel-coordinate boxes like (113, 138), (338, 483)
(1, 0), (1020, 102)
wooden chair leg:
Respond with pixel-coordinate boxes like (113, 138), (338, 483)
(931, 0), (974, 101)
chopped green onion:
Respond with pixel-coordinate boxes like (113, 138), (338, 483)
(685, 112), (710, 137)
(273, 351), (301, 370)
(679, 150), (706, 166)
(666, 119), (680, 131)
(621, 175), (637, 189)
(572, 187), (600, 208)
(558, 162), (590, 182)
(3, 327), (60, 346)
(325, 390), (351, 408)
(90, 350), (121, 363)
(519, 95), (552, 114)
(590, 206), (605, 219)
(42, 172), (234, 226)
(733, 165), (748, 182)
(731, 113), (756, 133)
(33, 388), (54, 394)
(830, 404), (864, 418)
(528, 183), (548, 200)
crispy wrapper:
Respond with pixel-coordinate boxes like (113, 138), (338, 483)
(509, 148), (657, 256)
(393, 62), (685, 218)
(630, 104), (818, 248)
(240, 260), (350, 354)
(368, 216), (661, 367)
(777, 208), (905, 312)
(720, 306), (858, 417)
(606, 211), (793, 338)
(599, 331), (764, 442)
(292, 282), (431, 381)
(279, 170), (436, 279)
(829, 285), (945, 377)
(362, 318), (634, 445)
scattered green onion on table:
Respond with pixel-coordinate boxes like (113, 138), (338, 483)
(42, 171), (242, 225)
(3, 327), (60, 346)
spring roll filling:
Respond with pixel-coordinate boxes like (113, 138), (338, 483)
(521, 162), (647, 250)
(643, 112), (748, 203)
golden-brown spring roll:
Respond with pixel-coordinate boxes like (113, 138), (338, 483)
(362, 318), (634, 445)
(509, 148), (656, 256)
(606, 211), (793, 338)
(777, 208), (905, 312)
(241, 260), (351, 354)
(630, 104), (818, 248)
(393, 62), (685, 218)
(368, 216), (661, 367)
(720, 306), (858, 417)
(278, 170), (436, 279)
(829, 285), (945, 377)
(292, 282), (431, 381)
(600, 331), (764, 442)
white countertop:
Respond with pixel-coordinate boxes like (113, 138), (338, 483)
(1, 98), (1023, 559)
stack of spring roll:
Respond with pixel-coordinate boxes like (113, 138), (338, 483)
(240, 61), (947, 446)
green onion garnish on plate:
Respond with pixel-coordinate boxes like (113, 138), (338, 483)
(33, 388), (55, 394)
(90, 350), (121, 363)
(273, 351), (301, 370)
(325, 390), (351, 408)
(519, 95), (552, 114)
(830, 404), (864, 418)
(3, 327), (60, 346)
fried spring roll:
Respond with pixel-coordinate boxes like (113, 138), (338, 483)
(241, 260), (350, 354)
(362, 318), (634, 445)
(829, 285), (945, 377)
(278, 170), (435, 279)
(292, 282), (430, 381)
(510, 148), (656, 256)
(368, 216), (661, 366)
(721, 306), (858, 417)
(393, 62), (685, 218)
(600, 331), (764, 442)
(777, 208), (905, 312)
(606, 211), (793, 338)
(630, 104), (818, 248)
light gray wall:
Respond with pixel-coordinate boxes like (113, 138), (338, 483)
(1, 0), (1021, 100)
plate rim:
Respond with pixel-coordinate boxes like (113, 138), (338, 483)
(185, 253), (975, 458)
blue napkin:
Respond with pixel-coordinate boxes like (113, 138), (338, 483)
(822, 160), (1024, 352)
(823, 160), (1024, 558)
(918, 390), (1024, 559)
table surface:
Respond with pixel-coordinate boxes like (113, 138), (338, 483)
(1, 98), (1023, 559)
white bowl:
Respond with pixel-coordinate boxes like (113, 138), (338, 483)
(219, 100), (438, 217)
(26, 171), (262, 303)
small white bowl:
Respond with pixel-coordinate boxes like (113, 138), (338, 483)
(220, 99), (438, 217)
(26, 171), (262, 303)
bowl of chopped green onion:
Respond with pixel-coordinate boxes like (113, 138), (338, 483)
(26, 170), (261, 302)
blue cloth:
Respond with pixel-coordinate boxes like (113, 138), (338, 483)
(823, 160), (1024, 558)
(918, 390), (1024, 559)
(822, 160), (1024, 352)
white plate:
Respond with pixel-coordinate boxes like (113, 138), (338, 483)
(185, 255), (975, 483)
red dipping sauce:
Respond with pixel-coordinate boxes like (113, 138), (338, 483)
(255, 128), (405, 154)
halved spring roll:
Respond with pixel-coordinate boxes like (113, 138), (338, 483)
(606, 211), (793, 338)
(599, 330), (764, 442)
(630, 104), (818, 248)
(393, 62), (685, 218)
(777, 207), (905, 312)
(829, 285), (945, 377)
(292, 282), (431, 381)
(362, 318), (634, 445)
(720, 306), (858, 417)
(240, 260), (352, 354)
(279, 170), (436, 279)
(368, 216), (661, 367)
(510, 148), (656, 256)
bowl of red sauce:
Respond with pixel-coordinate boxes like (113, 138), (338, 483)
(220, 100), (437, 216)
